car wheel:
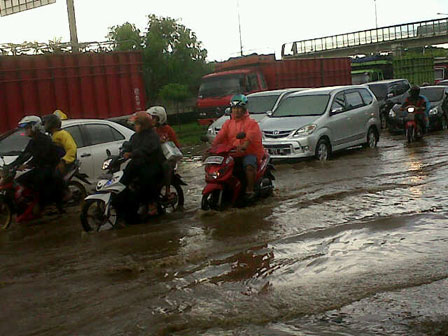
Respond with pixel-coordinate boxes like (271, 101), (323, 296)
(315, 138), (331, 161)
(364, 127), (379, 149)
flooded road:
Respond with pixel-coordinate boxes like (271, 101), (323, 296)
(2, 131), (448, 335)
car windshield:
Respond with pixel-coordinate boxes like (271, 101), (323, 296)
(247, 94), (280, 114)
(420, 88), (445, 102)
(199, 75), (244, 98)
(0, 129), (30, 156)
(368, 84), (388, 100)
(273, 94), (330, 117)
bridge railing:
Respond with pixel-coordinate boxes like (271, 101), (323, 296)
(282, 18), (448, 58)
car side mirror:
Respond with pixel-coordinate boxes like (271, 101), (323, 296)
(266, 110), (273, 117)
(331, 106), (344, 115)
(236, 132), (246, 140)
(224, 107), (231, 116)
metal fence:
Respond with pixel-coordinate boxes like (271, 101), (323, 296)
(282, 18), (448, 57)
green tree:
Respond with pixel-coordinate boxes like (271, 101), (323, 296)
(108, 16), (213, 102)
(107, 22), (143, 51)
(159, 83), (190, 126)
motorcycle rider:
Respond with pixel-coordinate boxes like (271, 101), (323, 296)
(212, 94), (265, 200)
(401, 86), (427, 134)
(121, 111), (165, 216)
(147, 106), (180, 201)
(43, 112), (77, 175)
(9, 116), (63, 221)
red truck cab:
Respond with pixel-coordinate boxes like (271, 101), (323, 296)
(197, 69), (267, 125)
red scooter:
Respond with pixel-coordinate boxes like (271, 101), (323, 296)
(0, 161), (89, 230)
(404, 105), (424, 143)
(201, 136), (275, 211)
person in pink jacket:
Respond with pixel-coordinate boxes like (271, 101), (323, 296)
(212, 94), (265, 199)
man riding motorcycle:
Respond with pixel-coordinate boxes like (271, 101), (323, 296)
(8, 116), (63, 221)
(147, 106), (180, 201)
(401, 86), (427, 135)
(212, 94), (265, 200)
(121, 111), (165, 216)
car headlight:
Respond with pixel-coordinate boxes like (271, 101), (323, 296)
(102, 158), (112, 170)
(389, 110), (396, 118)
(293, 124), (316, 137)
(429, 107), (439, 115)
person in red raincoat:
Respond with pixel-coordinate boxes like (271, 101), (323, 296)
(212, 94), (265, 199)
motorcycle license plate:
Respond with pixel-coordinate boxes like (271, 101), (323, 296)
(204, 156), (224, 165)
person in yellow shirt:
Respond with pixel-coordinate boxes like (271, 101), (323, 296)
(43, 113), (77, 174)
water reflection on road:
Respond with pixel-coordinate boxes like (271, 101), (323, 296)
(2, 132), (448, 335)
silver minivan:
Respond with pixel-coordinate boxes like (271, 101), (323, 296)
(259, 85), (380, 161)
(206, 88), (307, 142)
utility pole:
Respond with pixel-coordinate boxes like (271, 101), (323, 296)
(374, 0), (378, 29)
(237, 0), (243, 56)
(66, 0), (79, 52)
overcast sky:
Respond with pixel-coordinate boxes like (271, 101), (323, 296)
(0, 0), (446, 61)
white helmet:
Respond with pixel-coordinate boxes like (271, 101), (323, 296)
(147, 106), (167, 125)
(18, 115), (44, 133)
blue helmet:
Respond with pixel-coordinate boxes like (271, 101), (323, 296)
(230, 94), (248, 108)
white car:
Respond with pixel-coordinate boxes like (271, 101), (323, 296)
(0, 119), (134, 183)
(206, 88), (308, 142)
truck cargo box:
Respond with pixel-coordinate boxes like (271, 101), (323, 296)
(0, 51), (146, 133)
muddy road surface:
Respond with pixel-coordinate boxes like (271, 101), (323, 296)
(2, 132), (448, 336)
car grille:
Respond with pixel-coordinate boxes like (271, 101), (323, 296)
(263, 130), (293, 139)
(264, 144), (292, 156)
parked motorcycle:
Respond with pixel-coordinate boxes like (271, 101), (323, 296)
(201, 134), (275, 211)
(0, 159), (89, 230)
(80, 148), (186, 232)
(404, 105), (422, 143)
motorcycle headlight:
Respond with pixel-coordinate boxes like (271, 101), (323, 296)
(389, 110), (396, 118)
(293, 124), (316, 137)
(102, 159), (112, 170)
(207, 127), (216, 135)
(429, 107), (439, 115)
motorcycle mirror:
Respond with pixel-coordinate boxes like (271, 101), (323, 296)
(106, 149), (111, 157)
(236, 132), (246, 140)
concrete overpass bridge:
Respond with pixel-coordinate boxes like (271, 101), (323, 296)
(282, 18), (448, 59)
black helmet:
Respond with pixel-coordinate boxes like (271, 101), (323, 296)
(410, 85), (420, 98)
(42, 114), (61, 132)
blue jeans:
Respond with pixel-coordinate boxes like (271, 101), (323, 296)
(242, 155), (257, 169)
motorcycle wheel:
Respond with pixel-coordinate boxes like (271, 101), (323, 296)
(80, 199), (117, 232)
(201, 190), (222, 211)
(66, 181), (87, 208)
(0, 200), (12, 230)
(406, 127), (413, 143)
(158, 183), (184, 213)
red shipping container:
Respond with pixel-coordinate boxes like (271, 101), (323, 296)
(0, 51), (146, 133)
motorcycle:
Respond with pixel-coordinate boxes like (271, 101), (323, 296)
(201, 133), (275, 211)
(404, 105), (423, 143)
(0, 159), (90, 230)
(80, 148), (186, 232)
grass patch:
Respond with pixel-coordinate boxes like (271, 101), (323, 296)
(172, 122), (208, 146)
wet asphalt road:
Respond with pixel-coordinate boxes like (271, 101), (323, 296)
(2, 131), (448, 336)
